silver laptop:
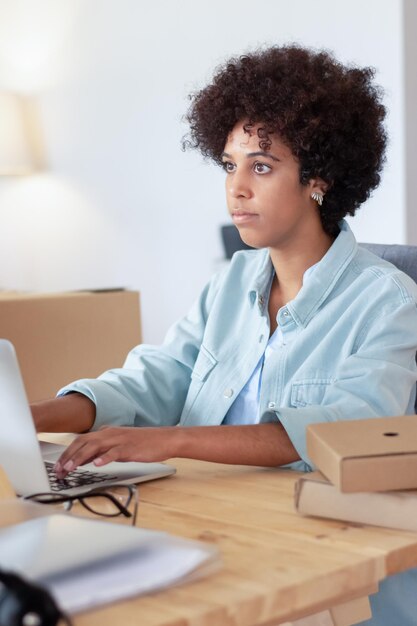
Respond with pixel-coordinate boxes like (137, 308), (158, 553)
(0, 339), (175, 496)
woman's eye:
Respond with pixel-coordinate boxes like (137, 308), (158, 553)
(223, 161), (235, 173)
(253, 162), (272, 174)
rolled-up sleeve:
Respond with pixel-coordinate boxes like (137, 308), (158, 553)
(274, 299), (417, 470)
(58, 271), (225, 430)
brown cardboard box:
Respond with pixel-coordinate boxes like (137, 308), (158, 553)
(0, 290), (141, 403)
(294, 470), (417, 530)
(307, 415), (417, 492)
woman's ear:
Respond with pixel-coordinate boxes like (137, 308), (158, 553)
(309, 177), (330, 196)
(308, 178), (331, 208)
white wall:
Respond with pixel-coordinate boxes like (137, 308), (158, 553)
(405, 0), (417, 240)
(0, 0), (407, 343)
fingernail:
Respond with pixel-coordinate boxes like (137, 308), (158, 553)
(63, 460), (74, 472)
(93, 457), (103, 466)
(54, 462), (61, 472)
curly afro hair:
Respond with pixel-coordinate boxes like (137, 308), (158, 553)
(183, 45), (387, 236)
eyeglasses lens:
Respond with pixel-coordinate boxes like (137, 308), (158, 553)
(80, 485), (139, 525)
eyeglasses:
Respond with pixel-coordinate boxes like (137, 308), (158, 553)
(24, 484), (139, 526)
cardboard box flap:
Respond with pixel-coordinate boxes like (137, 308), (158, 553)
(0, 288), (128, 301)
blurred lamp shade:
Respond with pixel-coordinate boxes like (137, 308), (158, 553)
(0, 92), (39, 175)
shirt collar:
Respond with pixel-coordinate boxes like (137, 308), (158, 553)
(247, 220), (358, 325)
(248, 249), (274, 306)
(289, 220), (358, 326)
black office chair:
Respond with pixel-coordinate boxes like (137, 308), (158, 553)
(220, 224), (417, 412)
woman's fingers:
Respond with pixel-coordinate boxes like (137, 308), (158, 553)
(55, 433), (113, 477)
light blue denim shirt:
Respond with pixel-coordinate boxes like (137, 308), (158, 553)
(60, 219), (417, 474)
(223, 262), (319, 426)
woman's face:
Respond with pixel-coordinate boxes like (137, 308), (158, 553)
(222, 121), (324, 250)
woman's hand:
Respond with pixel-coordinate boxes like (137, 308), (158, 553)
(54, 426), (181, 478)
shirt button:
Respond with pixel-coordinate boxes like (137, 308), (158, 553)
(223, 388), (234, 398)
(268, 401), (276, 409)
(283, 309), (289, 317)
(258, 295), (264, 307)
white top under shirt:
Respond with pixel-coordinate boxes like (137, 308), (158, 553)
(222, 263), (319, 425)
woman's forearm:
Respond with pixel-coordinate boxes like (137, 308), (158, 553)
(55, 420), (300, 476)
(175, 422), (300, 466)
(30, 393), (96, 433)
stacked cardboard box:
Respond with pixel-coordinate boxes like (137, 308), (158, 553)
(295, 415), (417, 531)
(307, 414), (417, 492)
(0, 290), (141, 403)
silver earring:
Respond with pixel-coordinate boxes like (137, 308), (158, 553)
(311, 192), (324, 206)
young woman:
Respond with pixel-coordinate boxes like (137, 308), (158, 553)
(33, 44), (417, 470)
(31, 44), (417, 625)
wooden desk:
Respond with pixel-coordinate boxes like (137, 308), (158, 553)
(64, 458), (417, 626)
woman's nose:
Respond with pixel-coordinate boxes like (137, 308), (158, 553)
(227, 170), (252, 198)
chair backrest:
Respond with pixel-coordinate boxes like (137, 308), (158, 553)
(360, 243), (417, 414)
(220, 225), (417, 413)
(359, 242), (417, 285)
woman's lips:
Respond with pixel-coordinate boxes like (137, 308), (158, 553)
(231, 210), (259, 224)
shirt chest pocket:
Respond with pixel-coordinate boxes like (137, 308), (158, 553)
(290, 377), (334, 408)
(181, 346), (218, 424)
(191, 345), (218, 382)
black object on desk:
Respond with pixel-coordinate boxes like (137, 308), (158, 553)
(0, 569), (71, 626)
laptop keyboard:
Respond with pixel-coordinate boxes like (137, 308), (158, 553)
(45, 461), (119, 492)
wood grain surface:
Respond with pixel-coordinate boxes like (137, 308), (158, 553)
(55, 457), (417, 626)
